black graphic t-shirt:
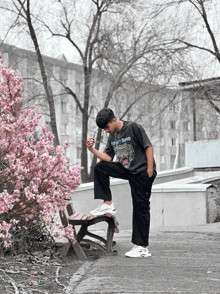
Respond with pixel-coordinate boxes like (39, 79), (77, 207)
(104, 121), (156, 174)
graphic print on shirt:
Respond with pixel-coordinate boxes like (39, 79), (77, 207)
(114, 142), (135, 168)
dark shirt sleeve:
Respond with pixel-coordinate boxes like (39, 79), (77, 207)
(104, 138), (115, 160)
(133, 123), (152, 150)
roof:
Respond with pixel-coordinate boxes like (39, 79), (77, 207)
(179, 76), (220, 94)
(56, 54), (68, 62)
(0, 42), (84, 73)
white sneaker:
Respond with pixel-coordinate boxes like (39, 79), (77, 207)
(90, 203), (117, 216)
(125, 245), (151, 258)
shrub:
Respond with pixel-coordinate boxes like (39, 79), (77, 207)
(0, 56), (82, 255)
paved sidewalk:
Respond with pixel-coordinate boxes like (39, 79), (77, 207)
(66, 223), (220, 294)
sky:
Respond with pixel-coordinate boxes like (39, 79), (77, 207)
(1, 0), (220, 81)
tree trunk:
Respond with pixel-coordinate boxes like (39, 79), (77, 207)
(26, 0), (60, 147)
(88, 128), (103, 182)
(81, 67), (91, 182)
(87, 88), (114, 181)
(81, 110), (89, 183)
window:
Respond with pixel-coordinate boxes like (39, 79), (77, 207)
(27, 58), (38, 75)
(9, 53), (19, 70)
(76, 104), (81, 116)
(61, 124), (67, 134)
(77, 147), (82, 159)
(59, 67), (68, 84)
(169, 102), (178, 113)
(45, 63), (53, 77)
(47, 76), (51, 88)
(197, 122), (203, 132)
(171, 138), (176, 146)
(76, 82), (82, 93)
(160, 155), (165, 164)
(183, 122), (190, 131)
(76, 128), (81, 136)
(170, 121), (176, 130)
(61, 101), (67, 114)
(90, 105), (94, 117)
(45, 121), (52, 132)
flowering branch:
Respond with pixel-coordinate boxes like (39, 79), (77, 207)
(0, 56), (82, 254)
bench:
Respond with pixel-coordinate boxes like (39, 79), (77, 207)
(59, 203), (119, 260)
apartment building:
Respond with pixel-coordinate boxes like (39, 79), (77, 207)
(0, 43), (102, 169)
(2, 43), (218, 173)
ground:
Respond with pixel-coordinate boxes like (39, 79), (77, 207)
(0, 243), (103, 294)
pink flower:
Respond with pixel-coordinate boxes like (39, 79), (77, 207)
(0, 56), (82, 246)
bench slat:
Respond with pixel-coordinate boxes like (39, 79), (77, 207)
(69, 213), (87, 220)
(66, 203), (76, 215)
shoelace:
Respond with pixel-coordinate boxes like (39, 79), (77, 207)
(132, 245), (148, 252)
(130, 245), (139, 251)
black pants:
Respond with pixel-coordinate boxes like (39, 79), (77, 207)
(94, 161), (156, 247)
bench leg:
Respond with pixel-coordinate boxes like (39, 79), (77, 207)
(106, 221), (115, 253)
(61, 241), (71, 258)
(72, 241), (88, 261)
(61, 240), (88, 261)
(76, 225), (88, 242)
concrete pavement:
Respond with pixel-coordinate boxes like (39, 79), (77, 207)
(66, 223), (220, 294)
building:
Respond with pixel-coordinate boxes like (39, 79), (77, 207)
(158, 76), (220, 171)
(3, 42), (218, 173)
(179, 77), (220, 142)
(0, 43), (101, 169)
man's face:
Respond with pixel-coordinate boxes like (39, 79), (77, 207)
(104, 119), (117, 135)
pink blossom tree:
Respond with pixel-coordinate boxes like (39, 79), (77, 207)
(0, 56), (82, 255)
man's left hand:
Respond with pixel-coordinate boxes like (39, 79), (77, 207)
(147, 168), (153, 178)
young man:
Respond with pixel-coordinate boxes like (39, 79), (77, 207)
(86, 108), (156, 258)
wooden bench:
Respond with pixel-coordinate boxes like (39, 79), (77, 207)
(59, 203), (119, 260)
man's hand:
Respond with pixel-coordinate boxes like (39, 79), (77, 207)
(147, 167), (153, 178)
(86, 138), (112, 162)
(86, 137), (95, 151)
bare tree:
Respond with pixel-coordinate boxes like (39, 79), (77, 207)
(1, 0), (192, 180)
(41, 0), (188, 181)
(1, 0), (60, 147)
(163, 0), (220, 114)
